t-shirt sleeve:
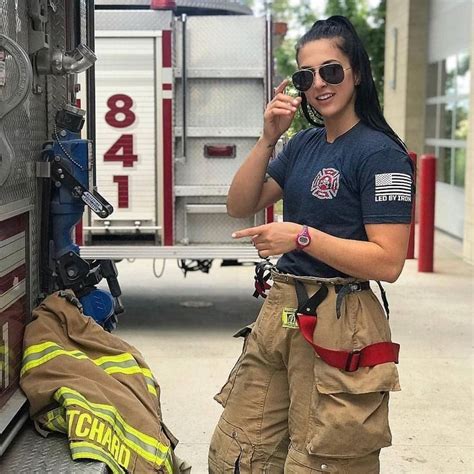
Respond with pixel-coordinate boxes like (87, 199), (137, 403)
(267, 129), (317, 188)
(266, 142), (291, 189)
(359, 147), (414, 224)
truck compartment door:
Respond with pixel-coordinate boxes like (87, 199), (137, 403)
(174, 15), (268, 245)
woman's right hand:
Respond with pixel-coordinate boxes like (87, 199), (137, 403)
(263, 79), (302, 143)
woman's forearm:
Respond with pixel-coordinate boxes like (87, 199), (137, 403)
(232, 222), (410, 283)
(304, 226), (409, 283)
(226, 137), (276, 218)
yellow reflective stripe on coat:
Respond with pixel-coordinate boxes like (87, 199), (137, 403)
(100, 366), (157, 396)
(94, 355), (158, 396)
(71, 441), (124, 474)
(56, 387), (173, 473)
(93, 352), (154, 379)
(94, 353), (136, 365)
(44, 417), (66, 433)
(23, 341), (59, 357)
(44, 407), (68, 433)
(21, 343), (158, 396)
(21, 342), (86, 376)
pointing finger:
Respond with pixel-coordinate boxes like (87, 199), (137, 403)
(232, 226), (264, 239)
(273, 79), (289, 97)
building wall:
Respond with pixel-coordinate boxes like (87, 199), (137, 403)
(385, 0), (473, 264)
(384, 0), (429, 156)
(428, 0), (472, 62)
(463, 5), (474, 264)
(425, 0), (471, 240)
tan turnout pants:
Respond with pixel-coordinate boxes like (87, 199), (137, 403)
(208, 272), (401, 473)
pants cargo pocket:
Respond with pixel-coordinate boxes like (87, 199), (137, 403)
(286, 444), (380, 474)
(208, 417), (254, 474)
(307, 358), (400, 459)
(214, 323), (255, 407)
(302, 287), (402, 460)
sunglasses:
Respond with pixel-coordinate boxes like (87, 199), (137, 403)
(292, 63), (351, 91)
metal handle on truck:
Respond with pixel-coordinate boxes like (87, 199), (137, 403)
(180, 13), (187, 159)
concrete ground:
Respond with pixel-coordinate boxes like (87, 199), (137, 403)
(114, 231), (473, 473)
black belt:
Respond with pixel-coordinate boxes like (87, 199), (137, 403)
(334, 281), (389, 319)
(335, 281), (371, 293)
(334, 282), (370, 319)
(253, 262), (390, 320)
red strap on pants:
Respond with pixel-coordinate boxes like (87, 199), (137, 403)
(297, 314), (400, 372)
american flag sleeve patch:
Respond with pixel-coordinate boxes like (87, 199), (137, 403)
(374, 173), (412, 202)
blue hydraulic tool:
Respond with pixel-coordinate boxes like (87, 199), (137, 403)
(41, 104), (123, 331)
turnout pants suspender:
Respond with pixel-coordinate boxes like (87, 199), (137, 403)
(294, 281), (400, 372)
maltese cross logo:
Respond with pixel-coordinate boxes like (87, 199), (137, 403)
(311, 168), (340, 199)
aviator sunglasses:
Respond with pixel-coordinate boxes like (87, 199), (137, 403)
(292, 63), (351, 91)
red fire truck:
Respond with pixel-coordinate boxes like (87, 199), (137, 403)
(80, 0), (276, 276)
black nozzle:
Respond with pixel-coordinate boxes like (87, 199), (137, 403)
(56, 104), (86, 133)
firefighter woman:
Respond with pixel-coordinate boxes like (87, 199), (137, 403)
(208, 15), (414, 474)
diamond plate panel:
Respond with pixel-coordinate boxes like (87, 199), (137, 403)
(80, 0), (87, 44)
(0, 0), (50, 312)
(172, 14), (268, 244)
(0, 3), (89, 465)
(174, 79), (265, 129)
(175, 16), (265, 71)
(0, 422), (107, 473)
(95, 10), (173, 32)
(46, 1), (68, 136)
(0, 0), (22, 40)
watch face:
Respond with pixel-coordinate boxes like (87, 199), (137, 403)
(297, 235), (310, 246)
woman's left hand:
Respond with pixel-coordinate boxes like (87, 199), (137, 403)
(232, 222), (303, 258)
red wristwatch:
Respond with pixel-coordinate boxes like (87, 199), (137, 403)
(296, 225), (311, 250)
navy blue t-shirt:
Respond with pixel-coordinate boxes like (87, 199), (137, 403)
(267, 121), (414, 278)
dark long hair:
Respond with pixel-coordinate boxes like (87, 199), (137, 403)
(296, 15), (406, 151)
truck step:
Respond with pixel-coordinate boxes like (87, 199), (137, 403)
(0, 421), (107, 473)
